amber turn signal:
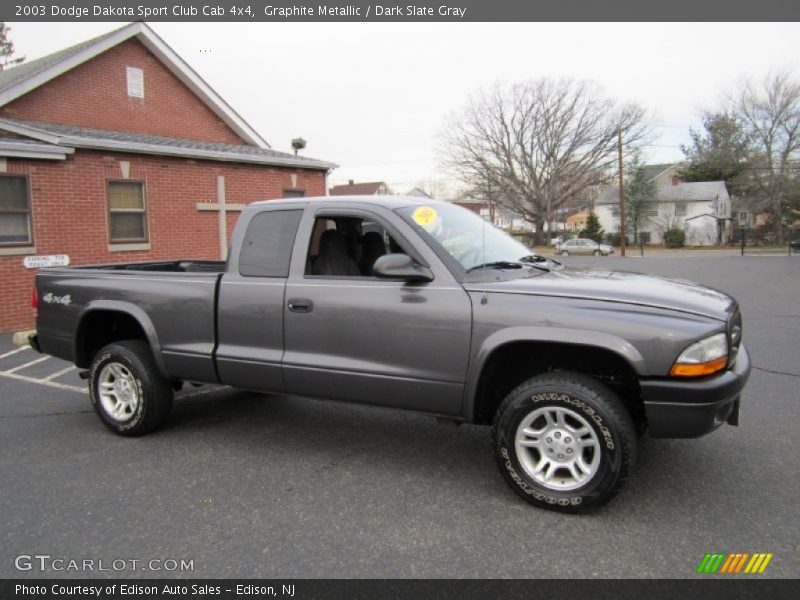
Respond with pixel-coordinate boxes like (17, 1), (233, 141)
(670, 356), (727, 378)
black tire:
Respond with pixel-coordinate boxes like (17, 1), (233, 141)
(593, 249), (601, 256)
(561, 250), (569, 256)
(492, 371), (636, 513)
(89, 340), (174, 436)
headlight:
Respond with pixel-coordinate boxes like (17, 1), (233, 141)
(670, 333), (728, 377)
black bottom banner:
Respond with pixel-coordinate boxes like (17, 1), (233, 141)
(2, 579), (799, 600)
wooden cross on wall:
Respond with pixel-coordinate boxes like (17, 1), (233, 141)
(196, 175), (245, 260)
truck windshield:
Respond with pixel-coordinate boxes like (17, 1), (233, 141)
(397, 203), (533, 271)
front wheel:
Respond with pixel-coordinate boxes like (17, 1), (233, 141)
(89, 340), (174, 436)
(593, 249), (601, 256)
(492, 372), (636, 512)
(560, 250), (569, 256)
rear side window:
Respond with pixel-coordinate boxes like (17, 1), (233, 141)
(239, 210), (303, 277)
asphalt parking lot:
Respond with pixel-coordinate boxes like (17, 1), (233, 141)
(1, 254), (798, 579)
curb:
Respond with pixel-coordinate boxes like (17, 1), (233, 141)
(12, 330), (35, 347)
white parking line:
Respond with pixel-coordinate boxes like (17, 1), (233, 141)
(0, 370), (87, 394)
(0, 346), (31, 361)
(42, 365), (77, 381)
(5, 356), (50, 374)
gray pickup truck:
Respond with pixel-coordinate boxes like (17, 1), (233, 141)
(30, 196), (750, 512)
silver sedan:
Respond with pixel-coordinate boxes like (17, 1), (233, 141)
(556, 238), (615, 256)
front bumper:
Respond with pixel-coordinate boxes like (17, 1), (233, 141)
(640, 345), (751, 438)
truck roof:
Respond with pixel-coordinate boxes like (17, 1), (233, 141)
(249, 195), (447, 210)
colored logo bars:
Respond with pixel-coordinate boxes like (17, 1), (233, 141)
(697, 552), (774, 574)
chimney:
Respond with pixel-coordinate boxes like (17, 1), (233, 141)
(348, 179), (354, 186)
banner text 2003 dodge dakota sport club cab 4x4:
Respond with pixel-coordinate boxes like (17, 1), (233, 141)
(30, 196), (750, 513)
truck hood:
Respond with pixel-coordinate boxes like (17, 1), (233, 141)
(466, 267), (736, 321)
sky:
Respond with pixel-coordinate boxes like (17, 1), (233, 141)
(7, 21), (800, 196)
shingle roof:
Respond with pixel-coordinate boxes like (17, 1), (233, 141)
(329, 181), (388, 195)
(0, 118), (336, 170)
(448, 195), (484, 205)
(0, 27), (124, 94)
(641, 163), (677, 182)
(595, 180), (728, 205)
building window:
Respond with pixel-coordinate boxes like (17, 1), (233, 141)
(675, 202), (688, 216)
(0, 175), (32, 246)
(611, 206), (619, 217)
(282, 189), (306, 198)
(126, 66), (144, 98)
(108, 181), (148, 243)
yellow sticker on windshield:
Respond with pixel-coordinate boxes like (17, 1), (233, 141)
(413, 206), (438, 227)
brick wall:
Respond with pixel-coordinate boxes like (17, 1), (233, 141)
(0, 39), (245, 144)
(0, 150), (326, 331)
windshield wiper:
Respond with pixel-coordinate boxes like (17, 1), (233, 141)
(519, 254), (563, 267)
(466, 261), (527, 273)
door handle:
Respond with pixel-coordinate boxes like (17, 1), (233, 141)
(288, 298), (314, 313)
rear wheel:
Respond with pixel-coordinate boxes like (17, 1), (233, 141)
(492, 372), (636, 512)
(561, 250), (569, 256)
(593, 249), (601, 256)
(89, 340), (174, 436)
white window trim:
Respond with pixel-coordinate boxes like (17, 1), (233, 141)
(109, 243), (151, 252)
(0, 245), (36, 256)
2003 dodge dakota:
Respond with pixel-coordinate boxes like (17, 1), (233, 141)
(30, 196), (750, 512)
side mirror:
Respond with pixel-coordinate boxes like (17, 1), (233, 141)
(372, 254), (433, 283)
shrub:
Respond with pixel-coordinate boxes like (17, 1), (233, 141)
(604, 232), (621, 246)
(663, 228), (686, 248)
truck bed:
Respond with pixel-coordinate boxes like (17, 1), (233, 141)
(68, 260), (226, 273)
(35, 261), (224, 383)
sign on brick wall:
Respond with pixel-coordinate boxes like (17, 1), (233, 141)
(23, 255), (70, 269)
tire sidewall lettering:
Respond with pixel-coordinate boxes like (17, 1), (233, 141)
(530, 392), (614, 450)
(500, 447), (582, 506)
(496, 386), (625, 509)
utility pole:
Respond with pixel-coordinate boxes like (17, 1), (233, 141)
(617, 126), (626, 257)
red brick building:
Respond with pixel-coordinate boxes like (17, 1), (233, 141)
(0, 23), (335, 332)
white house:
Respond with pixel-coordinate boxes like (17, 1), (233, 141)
(478, 205), (535, 232)
(594, 170), (732, 246)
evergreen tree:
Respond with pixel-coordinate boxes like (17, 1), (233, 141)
(678, 112), (750, 193)
(623, 153), (656, 244)
(579, 213), (605, 242)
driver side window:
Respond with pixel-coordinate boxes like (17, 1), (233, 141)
(305, 216), (405, 277)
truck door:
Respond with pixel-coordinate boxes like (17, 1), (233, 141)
(282, 205), (472, 416)
(216, 207), (304, 392)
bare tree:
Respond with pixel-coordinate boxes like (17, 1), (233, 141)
(439, 78), (651, 243)
(652, 203), (683, 239)
(408, 178), (461, 200)
(730, 71), (800, 243)
(0, 23), (25, 71)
